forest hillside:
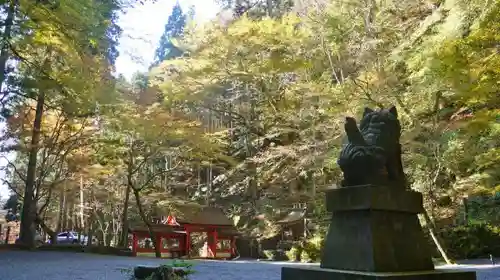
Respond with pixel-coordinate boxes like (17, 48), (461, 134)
(1, 0), (498, 261)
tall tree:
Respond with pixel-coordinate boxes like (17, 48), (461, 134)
(152, 1), (187, 66)
(216, 0), (294, 18)
(5, 0), (122, 248)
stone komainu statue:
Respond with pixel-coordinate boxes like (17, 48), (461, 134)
(337, 106), (407, 188)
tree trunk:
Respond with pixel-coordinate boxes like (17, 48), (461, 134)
(5, 226), (10, 244)
(61, 188), (67, 231)
(132, 188), (161, 258)
(104, 223), (112, 247)
(87, 223), (94, 247)
(101, 229), (107, 246)
(56, 189), (64, 232)
(422, 210), (453, 264)
(67, 201), (73, 231)
(119, 183), (131, 247)
(80, 175), (85, 230)
(35, 214), (57, 244)
(72, 202), (77, 231)
(463, 197), (469, 225)
(86, 213), (95, 247)
(93, 209), (105, 246)
(112, 214), (120, 247)
(266, 0), (273, 17)
(19, 90), (45, 248)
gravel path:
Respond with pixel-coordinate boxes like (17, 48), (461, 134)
(0, 251), (499, 280)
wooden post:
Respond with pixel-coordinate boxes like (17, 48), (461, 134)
(231, 237), (236, 256)
(161, 234), (167, 255)
(185, 226), (191, 258)
(212, 229), (218, 258)
(206, 231), (210, 258)
(132, 232), (138, 256)
(156, 233), (162, 258)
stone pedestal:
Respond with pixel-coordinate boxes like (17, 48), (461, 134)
(281, 185), (476, 280)
(321, 185), (433, 272)
(282, 266), (476, 280)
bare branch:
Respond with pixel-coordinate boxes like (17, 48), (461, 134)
(352, 78), (384, 108)
(0, 179), (23, 198)
(1, 155), (27, 183)
(133, 161), (183, 192)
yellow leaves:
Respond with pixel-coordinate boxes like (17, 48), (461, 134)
(89, 38), (98, 48)
(14, 0), (114, 116)
(140, 0), (500, 201)
(20, 0), (80, 51)
(475, 148), (500, 170)
(194, 16), (308, 71)
(173, 128), (185, 136)
(153, 15), (328, 118)
(432, 1), (500, 109)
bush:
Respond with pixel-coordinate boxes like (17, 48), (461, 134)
(286, 246), (301, 262)
(441, 223), (500, 259)
(262, 249), (288, 261)
(300, 250), (312, 263)
(130, 260), (195, 280)
(300, 233), (324, 263)
(263, 249), (276, 260)
(264, 234), (325, 263)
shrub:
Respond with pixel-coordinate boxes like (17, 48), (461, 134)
(286, 246), (302, 262)
(127, 260), (195, 280)
(300, 250), (312, 263)
(263, 249), (277, 260)
(301, 243), (319, 262)
(440, 223), (500, 259)
(263, 249), (288, 261)
(307, 234), (325, 249)
(299, 233), (324, 262)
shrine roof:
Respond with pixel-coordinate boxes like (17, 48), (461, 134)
(129, 224), (185, 234)
(156, 202), (234, 227)
(276, 210), (305, 225)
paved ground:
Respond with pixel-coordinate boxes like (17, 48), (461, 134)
(0, 251), (500, 279)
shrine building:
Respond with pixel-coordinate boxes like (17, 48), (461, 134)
(129, 203), (239, 259)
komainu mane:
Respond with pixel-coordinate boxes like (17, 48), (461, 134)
(337, 106), (407, 188)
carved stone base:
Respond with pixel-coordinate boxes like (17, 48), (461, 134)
(280, 185), (477, 280)
(281, 266), (477, 280)
(320, 185), (434, 272)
